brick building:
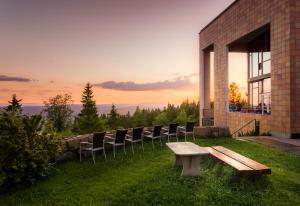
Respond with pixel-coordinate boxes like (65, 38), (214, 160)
(199, 0), (300, 138)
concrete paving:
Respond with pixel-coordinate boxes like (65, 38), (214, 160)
(236, 136), (300, 155)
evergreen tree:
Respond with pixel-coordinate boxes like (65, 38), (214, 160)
(74, 83), (103, 133)
(6, 94), (22, 115)
(153, 112), (169, 126)
(107, 104), (119, 129)
(175, 110), (188, 125)
(79, 82), (98, 118)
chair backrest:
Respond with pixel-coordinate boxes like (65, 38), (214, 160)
(115, 129), (128, 143)
(132, 127), (144, 140)
(186, 122), (195, 132)
(169, 123), (178, 134)
(93, 132), (106, 148)
(153, 125), (162, 137)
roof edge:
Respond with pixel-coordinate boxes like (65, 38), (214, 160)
(199, 0), (240, 34)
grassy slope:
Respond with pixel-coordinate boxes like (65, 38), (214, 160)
(1, 138), (300, 206)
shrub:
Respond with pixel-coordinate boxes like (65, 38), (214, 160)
(0, 111), (60, 188)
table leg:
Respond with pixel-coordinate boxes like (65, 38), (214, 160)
(174, 155), (182, 166)
(180, 155), (202, 176)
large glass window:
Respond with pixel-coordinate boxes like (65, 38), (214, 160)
(228, 24), (271, 114)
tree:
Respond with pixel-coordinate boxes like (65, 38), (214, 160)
(229, 82), (241, 104)
(153, 112), (169, 126)
(164, 103), (180, 122)
(44, 93), (73, 132)
(107, 104), (119, 129)
(73, 83), (103, 133)
(175, 110), (188, 125)
(6, 94), (22, 115)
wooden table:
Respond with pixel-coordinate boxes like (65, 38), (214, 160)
(166, 142), (209, 176)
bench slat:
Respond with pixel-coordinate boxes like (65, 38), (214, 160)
(212, 146), (271, 174)
(204, 147), (254, 172)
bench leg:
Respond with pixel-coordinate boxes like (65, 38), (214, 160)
(180, 156), (202, 176)
(174, 155), (182, 166)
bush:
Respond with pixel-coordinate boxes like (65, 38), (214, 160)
(0, 111), (60, 188)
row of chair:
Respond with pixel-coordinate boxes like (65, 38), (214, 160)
(79, 122), (196, 164)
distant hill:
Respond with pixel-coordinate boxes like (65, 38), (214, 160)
(0, 103), (166, 116)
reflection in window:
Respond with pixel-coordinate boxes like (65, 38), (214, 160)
(228, 24), (271, 114)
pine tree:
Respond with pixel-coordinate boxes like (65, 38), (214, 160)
(107, 104), (119, 129)
(74, 83), (103, 133)
(6, 94), (22, 115)
(79, 83), (98, 118)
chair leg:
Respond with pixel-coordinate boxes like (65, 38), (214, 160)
(103, 148), (107, 161)
(123, 144), (126, 155)
(185, 133), (187, 142)
(113, 145), (116, 158)
(152, 139), (154, 149)
(176, 134), (178, 142)
(131, 142), (134, 154)
(80, 144), (82, 162)
(141, 140), (144, 152)
(92, 151), (96, 165)
(160, 137), (163, 146)
(168, 135), (170, 142)
(193, 132), (195, 141)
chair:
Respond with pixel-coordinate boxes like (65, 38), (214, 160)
(162, 123), (178, 142)
(178, 122), (196, 141)
(79, 132), (106, 164)
(105, 129), (128, 158)
(125, 127), (144, 154)
(144, 125), (162, 148)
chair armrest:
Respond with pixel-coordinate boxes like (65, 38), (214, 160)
(80, 141), (92, 145)
(126, 134), (133, 139)
(105, 136), (115, 142)
(144, 131), (151, 134)
(177, 126), (186, 130)
(161, 128), (168, 132)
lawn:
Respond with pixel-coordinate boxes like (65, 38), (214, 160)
(1, 138), (300, 206)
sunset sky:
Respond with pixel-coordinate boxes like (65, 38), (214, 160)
(0, 0), (234, 105)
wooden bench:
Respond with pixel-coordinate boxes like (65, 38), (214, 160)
(166, 142), (209, 176)
(205, 146), (271, 175)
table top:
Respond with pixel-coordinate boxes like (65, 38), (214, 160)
(166, 142), (209, 156)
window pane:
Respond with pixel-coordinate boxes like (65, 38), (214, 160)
(263, 52), (271, 61)
(252, 52), (258, 77)
(263, 60), (271, 74)
(252, 82), (259, 107)
(263, 78), (271, 93)
(259, 52), (263, 63)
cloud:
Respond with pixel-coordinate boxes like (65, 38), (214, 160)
(95, 74), (197, 91)
(0, 75), (31, 82)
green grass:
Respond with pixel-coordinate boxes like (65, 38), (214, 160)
(1, 138), (300, 206)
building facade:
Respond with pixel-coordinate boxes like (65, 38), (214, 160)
(199, 0), (300, 138)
